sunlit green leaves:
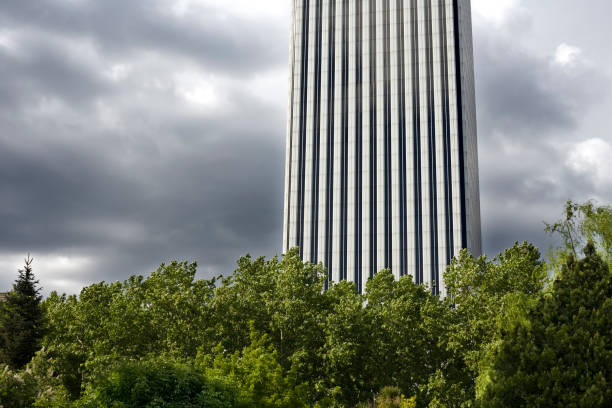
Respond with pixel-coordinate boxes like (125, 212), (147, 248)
(6, 201), (610, 407)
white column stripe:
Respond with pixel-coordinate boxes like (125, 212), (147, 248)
(390, 2), (401, 279)
(361, 0), (372, 288)
(283, 0), (298, 252)
(375, 0), (386, 272)
(331, 0), (343, 283)
(346, 0), (356, 283)
(288, 0), (304, 251)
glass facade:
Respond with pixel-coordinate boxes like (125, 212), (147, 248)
(283, 0), (481, 295)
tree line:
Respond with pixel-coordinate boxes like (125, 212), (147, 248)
(1, 201), (611, 407)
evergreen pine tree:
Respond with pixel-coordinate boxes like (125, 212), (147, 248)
(480, 243), (612, 407)
(0, 255), (45, 369)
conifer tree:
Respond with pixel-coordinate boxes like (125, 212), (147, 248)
(0, 255), (45, 369)
(479, 243), (612, 407)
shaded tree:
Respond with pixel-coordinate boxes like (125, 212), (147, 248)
(0, 364), (38, 408)
(0, 255), (45, 369)
(74, 357), (255, 408)
(478, 243), (612, 407)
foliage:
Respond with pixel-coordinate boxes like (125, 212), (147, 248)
(364, 271), (449, 405)
(25, 347), (73, 408)
(23, 244), (557, 408)
(0, 256), (45, 370)
(320, 280), (371, 405)
(0, 364), (38, 408)
(74, 357), (255, 408)
(425, 242), (548, 407)
(478, 243), (612, 407)
(211, 249), (330, 402)
(374, 386), (417, 408)
(0, 346), (75, 408)
(6, 200), (611, 407)
(313, 269), (448, 407)
(198, 325), (309, 408)
(546, 200), (612, 269)
(40, 260), (217, 399)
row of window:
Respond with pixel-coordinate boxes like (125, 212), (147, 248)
(286, 0), (470, 293)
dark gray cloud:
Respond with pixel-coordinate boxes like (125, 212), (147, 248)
(1, 0), (611, 293)
(472, 2), (611, 257)
(0, 0), (286, 74)
(0, 0), (289, 292)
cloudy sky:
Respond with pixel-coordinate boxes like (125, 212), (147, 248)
(1, 0), (610, 295)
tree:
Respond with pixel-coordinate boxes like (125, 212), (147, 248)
(0, 255), (45, 369)
(74, 357), (255, 408)
(40, 260), (218, 400)
(0, 364), (38, 408)
(546, 200), (612, 269)
(321, 280), (371, 405)
(478, 243), (612, 407)
(425, 242), (548, 407)
(211, 248), (330, 403)
(364, 270), (449, 406)
(198, 326), (309, 408)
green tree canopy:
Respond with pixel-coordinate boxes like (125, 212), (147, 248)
(198, 326), (309, 408)
(211, 249), (331, 402)
(546, 200), (612, 268)
(479, 243), (612, 407)
(40, 260), (217, 400)
(11, 200), (611, 407)
(425, 242), (548, 407)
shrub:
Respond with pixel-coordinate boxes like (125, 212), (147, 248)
(375, 386), (416, 408)
(0, 364), (37, 408)
(73, 358), (255, 408)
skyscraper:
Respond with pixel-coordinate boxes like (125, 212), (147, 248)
(283, 0), (481, 295)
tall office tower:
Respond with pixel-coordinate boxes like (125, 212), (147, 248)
(283, 0), (481, 295)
